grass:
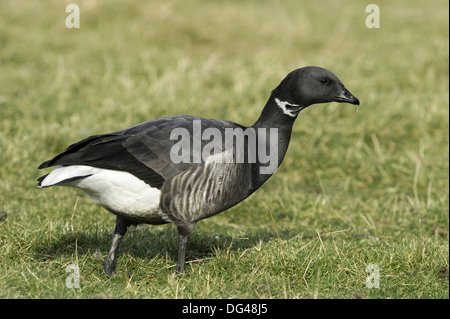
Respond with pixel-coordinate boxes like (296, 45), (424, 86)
(0, 0), (448, 299)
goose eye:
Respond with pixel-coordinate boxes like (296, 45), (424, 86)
(320, 78), (329, 84)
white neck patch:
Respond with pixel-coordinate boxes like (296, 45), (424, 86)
(274, 98), (301, 117)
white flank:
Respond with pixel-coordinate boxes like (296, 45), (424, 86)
(40, 165), (161, 218)
(274, 98), (301, 117)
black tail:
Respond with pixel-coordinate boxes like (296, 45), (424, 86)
(37, 174), (49, 187)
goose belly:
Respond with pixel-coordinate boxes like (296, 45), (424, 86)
(61, 166), (165, 224)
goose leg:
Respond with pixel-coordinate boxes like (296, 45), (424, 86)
(175, 222), (196, 275)
(102, 216), (131, 277)
(175, 235), (190, 274)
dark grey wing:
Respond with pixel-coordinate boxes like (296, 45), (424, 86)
(37, 132), (166, 189)
(38, 115), (245, 189)
(123, 115), (247, 180)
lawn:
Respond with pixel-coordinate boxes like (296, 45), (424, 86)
(0, 0), (448, 299)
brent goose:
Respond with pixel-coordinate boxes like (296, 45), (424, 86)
(37, 66), (359, 276)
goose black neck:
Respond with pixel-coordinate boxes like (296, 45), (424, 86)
(250, 96), (298, 185)
(252, 95), (297, 130)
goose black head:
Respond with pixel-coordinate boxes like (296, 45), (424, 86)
(271, 66), (359, 117)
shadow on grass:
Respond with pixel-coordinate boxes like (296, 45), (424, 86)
(33, 224), (300, 267)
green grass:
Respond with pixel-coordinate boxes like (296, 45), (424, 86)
(0, 0), (448, 299)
